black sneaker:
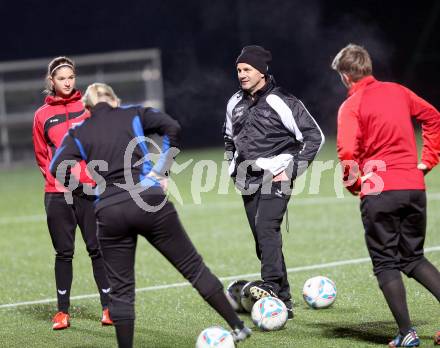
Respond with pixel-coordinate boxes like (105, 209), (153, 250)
(249, 283), (278, 301)
(284, 300), (294, 320)
(240, 280), (263, 312)
(231, 326), (252, 343)
(388, 327), (419, 347)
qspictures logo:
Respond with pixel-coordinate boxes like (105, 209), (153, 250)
(54, 137), (387, 212)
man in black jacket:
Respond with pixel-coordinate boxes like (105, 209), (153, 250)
(223, 46), (325, 318)
(51, 83), (251, 348)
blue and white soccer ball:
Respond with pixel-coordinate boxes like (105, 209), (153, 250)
(195, 326), (235, 348)
(251, 296), (288, 331)
(302, 276), (337, 309)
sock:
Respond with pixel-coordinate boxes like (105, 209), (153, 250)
(115, 320), (134, 348)
(409, 260), (440, 301)
(55, 259), (73, 313)
(205, 290), (244, 330)
(90, 256), (111, 308)
(377, 271), (411, 334)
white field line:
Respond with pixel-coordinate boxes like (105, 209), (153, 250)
(1, 192), (440, 225)
(2, 245), (440, 310)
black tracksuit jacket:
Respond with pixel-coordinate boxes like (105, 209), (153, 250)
(223, 77), (325, 188)
(50, 102), (180, 211)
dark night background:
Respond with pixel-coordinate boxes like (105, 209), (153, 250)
(1, 0), (439, 149)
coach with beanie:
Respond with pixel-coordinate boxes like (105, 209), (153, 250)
(223, 45), (325, 318)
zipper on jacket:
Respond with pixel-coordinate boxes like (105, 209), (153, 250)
(64, 105), (70, 133)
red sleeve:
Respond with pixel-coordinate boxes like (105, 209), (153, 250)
(74, 161), (96, 186)
(32, 112), (48, 178)
(405, 88), (440, 170)
(337, 101), (362, 195)
(74, 108), (95, 185)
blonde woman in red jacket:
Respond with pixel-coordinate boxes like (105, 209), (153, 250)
(32, 57), (112, 330)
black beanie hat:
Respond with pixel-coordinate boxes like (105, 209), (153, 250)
(236, 45), (272, 74)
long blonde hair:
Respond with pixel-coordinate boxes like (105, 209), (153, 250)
(82, 83), (121, 109)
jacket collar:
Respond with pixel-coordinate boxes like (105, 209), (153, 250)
(243, 75), (275, 100)
(45, 90), (82, 106)
(91, 102), (114, 113)
(348, 75), (376, 97)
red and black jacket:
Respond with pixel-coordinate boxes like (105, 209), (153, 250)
(337, 75), (440, 196)
(33, 90), (94, 192)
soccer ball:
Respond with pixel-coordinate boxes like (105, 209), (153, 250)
(240, 280), (262, 313)
(302, 276), (337, 309)
(195, 326), (235, 348)
(251, 296), (288, 331)
(225, 280), (248, 312)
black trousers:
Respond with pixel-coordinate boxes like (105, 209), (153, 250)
(44, 192), (110, 312)
(360, 190), (427, 276)
(95, 194), (224, 322)
(242, 181), (291, 303)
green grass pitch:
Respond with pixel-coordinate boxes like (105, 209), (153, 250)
(1, 139), (439, 347)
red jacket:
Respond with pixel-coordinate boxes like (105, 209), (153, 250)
(33, 90), (94, 192)
(337, 75), (440, 196)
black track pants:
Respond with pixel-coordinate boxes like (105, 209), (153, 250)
(45, 192), (110, 312)
(242, 182), (291, 302)
(360, 190), (427, 276)
(96, 195), (226, 323)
